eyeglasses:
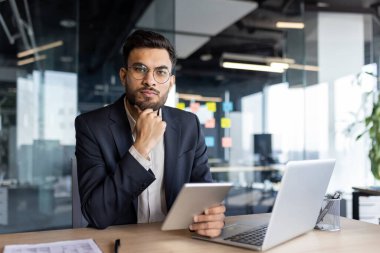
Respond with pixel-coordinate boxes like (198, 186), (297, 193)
(127, 64), (172, 84)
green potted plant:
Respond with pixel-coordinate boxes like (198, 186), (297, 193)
(356, 92), (380, 180)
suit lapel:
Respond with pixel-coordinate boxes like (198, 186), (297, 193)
(108, 96), (138, 213)
(109, 96), (134, 159)
(162, 107), (180, 210)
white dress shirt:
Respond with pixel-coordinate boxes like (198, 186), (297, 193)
(124, 99), (167, 223)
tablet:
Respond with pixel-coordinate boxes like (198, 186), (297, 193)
(161, 182), (233, 230)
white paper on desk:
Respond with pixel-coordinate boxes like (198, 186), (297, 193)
(3, 238), (103, 253)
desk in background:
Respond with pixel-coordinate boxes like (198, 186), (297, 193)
(352, 186), (380, 222)
(1, 214), (380, 253)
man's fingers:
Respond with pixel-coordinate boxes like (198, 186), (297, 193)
(195, 228), (222, 238)
(134, 105), (143, 114)
(139, 109), (162, 120)
(194, 213), (224, 223)
(189, 221), (225, 231)
(204, 204), (226, 215)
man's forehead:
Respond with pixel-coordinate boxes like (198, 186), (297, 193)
(128, 48), (172, 68)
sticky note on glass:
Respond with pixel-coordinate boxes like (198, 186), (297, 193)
(176, 102), (185, 110)
(206, 102), (217, 112)
(205, 118), (215, 128)
(205, 136), (215, 147)
(221, 117), (231, 128)
(222, 137), (232, 148)
(222, 102), (233, 112)
(190, 102), (200, 112)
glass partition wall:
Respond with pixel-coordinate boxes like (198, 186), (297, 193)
(0, 0), (78, 232)
(1, 0), (380, 232)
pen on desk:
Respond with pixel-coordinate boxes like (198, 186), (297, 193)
(114, 239), (120, 253)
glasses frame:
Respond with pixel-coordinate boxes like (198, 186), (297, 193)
(126, 64), (172, 84)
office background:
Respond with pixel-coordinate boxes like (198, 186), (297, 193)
(0, 0), (380, 233)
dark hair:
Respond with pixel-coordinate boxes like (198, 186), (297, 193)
(122, 29), (177, 69)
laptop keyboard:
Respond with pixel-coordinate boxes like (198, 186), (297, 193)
(224, 224), (268, 246)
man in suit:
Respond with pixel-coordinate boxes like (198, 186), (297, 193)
(75, 30), (225, 237)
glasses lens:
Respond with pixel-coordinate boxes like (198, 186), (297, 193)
(153, 68), (170, 84)
(130, 66), (147, 80)
(128, 65), (170, 84)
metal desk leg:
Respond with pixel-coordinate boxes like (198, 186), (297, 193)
(352, 191), (360, 220)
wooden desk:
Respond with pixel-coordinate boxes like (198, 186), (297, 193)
(1, 214), (380, 253)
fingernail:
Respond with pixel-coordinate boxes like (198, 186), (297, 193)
(193, 216), (198, 222)
(204, 209), (209, 215)
(189, 225), (193, 230)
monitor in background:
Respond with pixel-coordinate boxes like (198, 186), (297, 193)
(253, 134), (274, 165)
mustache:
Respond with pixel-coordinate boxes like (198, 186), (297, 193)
(137, 87), (160, 95)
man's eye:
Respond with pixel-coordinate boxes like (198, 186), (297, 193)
(156, 69), (169, 76)
(134, 66), (147, 73)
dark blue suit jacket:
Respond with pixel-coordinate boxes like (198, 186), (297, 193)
(75, 95), (212, 229)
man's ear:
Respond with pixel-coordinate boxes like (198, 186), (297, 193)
(169, 75), (176, 90)
(119, 67), (127, 87)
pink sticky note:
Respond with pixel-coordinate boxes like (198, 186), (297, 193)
(222, 137), (232, 148)
(205, 118), (215, 128)
(190, 102), (200, 112)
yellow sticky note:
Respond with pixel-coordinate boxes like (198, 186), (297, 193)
(221, 117), (231, 128)
(206, 102), (217, 112)
(176, 102), (185, 110)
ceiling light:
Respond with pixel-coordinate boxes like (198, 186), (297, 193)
(60, 56), (73, 63)
(60, 19), (77, 28)
(215, 75), (225, 81)
(270, 62), (289, 70)
(220, 52), (318, 72)
(266, 57), (295, 65)
(17, 55), (47, 66)
(276, 21), (304, 29)
(200, 53), (213, 61)
(317, 2), (329, 8)
(222, 52), (295, 65)
(222, 52), (267, 63)
(222, 62), (284, 73)
(17, 40), (63, 58)
(289, 63), (319, 72)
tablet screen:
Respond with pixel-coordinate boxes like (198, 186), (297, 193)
(161, 182), (233, 230)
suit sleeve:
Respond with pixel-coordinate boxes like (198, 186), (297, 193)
(75, 115), (156, 229)
(190, 115), (213, 183)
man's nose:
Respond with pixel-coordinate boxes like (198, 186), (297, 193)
(142, 70), (156, 86)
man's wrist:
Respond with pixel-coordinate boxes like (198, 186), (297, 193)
(132, 143), (150, 160)
(129, 146), (152, 170)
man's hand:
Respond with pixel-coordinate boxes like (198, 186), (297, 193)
(189, 204), (226, 238)
(133, 107), (166, 159)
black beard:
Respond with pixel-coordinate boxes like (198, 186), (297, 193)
(125, 87), (168, 111)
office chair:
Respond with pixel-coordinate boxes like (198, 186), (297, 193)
(71, 157), (88, 228)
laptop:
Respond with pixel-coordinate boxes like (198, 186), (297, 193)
(193, 159), (335, 251)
